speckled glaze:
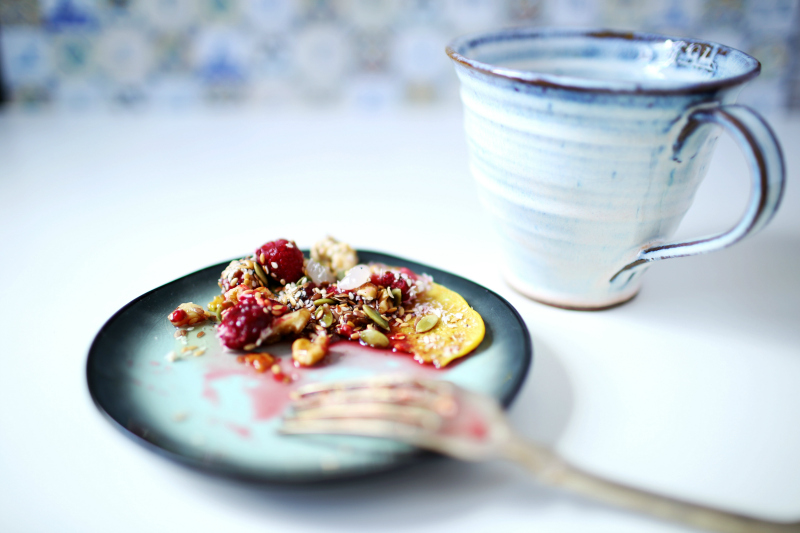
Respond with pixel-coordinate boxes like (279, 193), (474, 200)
(447, 28), (785, 310)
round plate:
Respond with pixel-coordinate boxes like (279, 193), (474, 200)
(87, 251), (532, 483)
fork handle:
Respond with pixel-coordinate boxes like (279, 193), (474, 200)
(504, 439), (800, 533)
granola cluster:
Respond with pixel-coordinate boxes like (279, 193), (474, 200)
(310, 236), (359, 277)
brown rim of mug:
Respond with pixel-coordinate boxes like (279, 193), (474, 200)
(445, 28), (762, 96)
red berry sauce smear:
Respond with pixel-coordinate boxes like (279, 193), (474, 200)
(199, 340), (446, 424)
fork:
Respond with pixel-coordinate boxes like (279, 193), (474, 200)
(281, 375), (800, 533)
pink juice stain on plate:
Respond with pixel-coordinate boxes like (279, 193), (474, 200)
(202, 340), (445, 423)
(202, 367), (250, 404)
(225, 421), (252, 439)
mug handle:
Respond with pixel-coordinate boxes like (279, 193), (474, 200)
(611, 104), (786, 283)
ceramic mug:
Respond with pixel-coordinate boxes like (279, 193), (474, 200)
(447, 28), (785, 310)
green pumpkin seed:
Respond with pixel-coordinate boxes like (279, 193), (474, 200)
(362, 305), (389, 330)
(313, 298), (336, 306)
(359, 329), (389, 348)
(320, 309), (334, 328)
(253, 262), (269, 286)
(415, 314), (439, 333)
(391, 288), (402, 306)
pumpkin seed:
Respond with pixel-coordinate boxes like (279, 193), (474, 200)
(415, 314), (439, 333)
(362, 305), (389, 330)
(313, 298), (336, 306)
(320, 309), (334, 328)
(253, 262), (269, 286)
(391, 288), (402, 306)
(359, 329), (389, 348)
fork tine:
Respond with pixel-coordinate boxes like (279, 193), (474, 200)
(285, 403), (442, 430)
(291, 386), (443, 412)
(291, 374), (451, 399)
(280, 417), (444, 452)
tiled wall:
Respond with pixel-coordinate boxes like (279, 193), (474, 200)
(1, 0), (799, 111)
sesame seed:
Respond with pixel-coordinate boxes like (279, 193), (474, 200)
(271, 262), (279, 269)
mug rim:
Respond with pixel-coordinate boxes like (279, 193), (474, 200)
(445, 27), (761, 96)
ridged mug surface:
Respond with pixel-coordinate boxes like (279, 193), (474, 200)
(448, 29), (765, 309)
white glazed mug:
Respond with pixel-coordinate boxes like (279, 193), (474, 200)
(447, 29), (785, 310)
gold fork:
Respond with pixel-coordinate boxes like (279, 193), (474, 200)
(281, 375), (799, 533)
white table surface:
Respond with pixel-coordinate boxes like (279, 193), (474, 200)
(1, 107), (798, 533)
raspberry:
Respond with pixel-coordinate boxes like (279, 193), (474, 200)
(370, 271), (412, 303)
(391, 277), (411, 303)
(371, 272), (396, 288)
(218, 295), (278, 350)
(255, 239), (304, 285)
(398, 267), (419, 280)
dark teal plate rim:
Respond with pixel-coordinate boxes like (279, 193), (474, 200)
(86, 250), (532, 484)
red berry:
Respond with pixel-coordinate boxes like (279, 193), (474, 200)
(370, 271), (413, 303)
(218, 298), (276, 350)
(337, 323), (355, 337)
(169, 309), (187, 323)
(371, 272), (396, 288)
(398, 267), (420, 280)
(391, 277), (411, 303)
(255, 239), (304, 285)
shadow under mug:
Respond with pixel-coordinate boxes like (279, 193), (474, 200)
(447, 28), (785, 310)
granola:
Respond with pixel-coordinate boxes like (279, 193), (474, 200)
(167, 237), (485, 371)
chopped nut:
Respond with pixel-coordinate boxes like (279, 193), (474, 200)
(292, 334), (330, 367)
(356, 283), (378, 300)
(169, 303), (211, 327)
(266, 309), (311, 340)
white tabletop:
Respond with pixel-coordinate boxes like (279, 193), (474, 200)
(1, 107), (798, 533)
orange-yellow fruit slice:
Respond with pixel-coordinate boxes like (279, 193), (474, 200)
(393, 282), (485, 368)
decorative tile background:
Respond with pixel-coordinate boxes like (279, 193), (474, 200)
(1, 0), (798, 111)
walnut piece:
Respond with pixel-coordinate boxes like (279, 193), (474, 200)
(259, 309), (311, 344)
(292, 334), (330, 367)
